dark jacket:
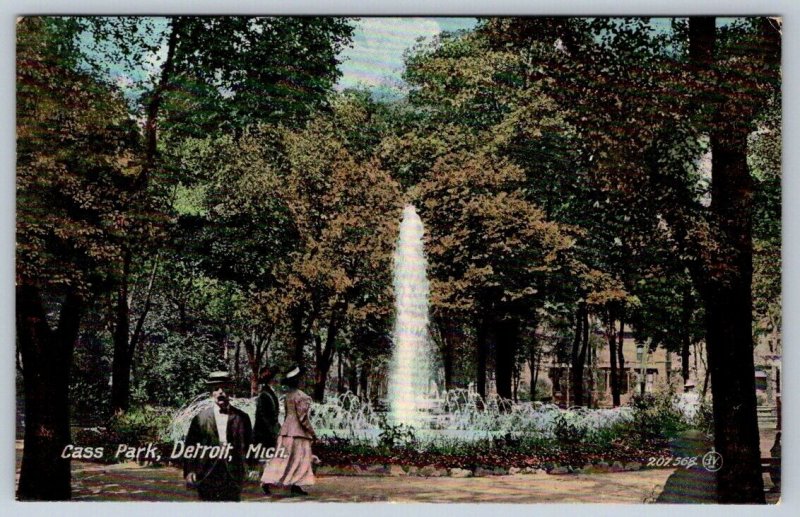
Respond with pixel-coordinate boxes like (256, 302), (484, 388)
(183, 404), (252, 499)
(253, 385), (281, 450)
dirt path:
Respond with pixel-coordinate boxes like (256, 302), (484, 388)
(63, 460), (673, 503)
(16, 441), (778, 503)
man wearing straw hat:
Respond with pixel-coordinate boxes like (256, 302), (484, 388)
(183, 371), (252, 501)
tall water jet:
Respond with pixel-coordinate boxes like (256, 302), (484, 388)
(388, 204), (433, 428)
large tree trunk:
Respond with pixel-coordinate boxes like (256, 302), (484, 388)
(17, 284), (82, 500)
(703, 129), (764, 503)
(494, 316), (519, 401)
(688, 16), (767, 504)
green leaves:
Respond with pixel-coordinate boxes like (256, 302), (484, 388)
(17, 18), (145, 295)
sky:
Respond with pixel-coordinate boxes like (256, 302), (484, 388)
(81, 16), (740, 105)
(336, 17), (477, 98)
(79, 17), (477, 105)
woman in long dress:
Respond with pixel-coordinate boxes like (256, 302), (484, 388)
(261, 366), (316, 496)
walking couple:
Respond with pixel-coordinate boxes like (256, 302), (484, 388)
(183, 366), (316, 501)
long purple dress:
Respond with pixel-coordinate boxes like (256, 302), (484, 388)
(261, 388), (316, 487)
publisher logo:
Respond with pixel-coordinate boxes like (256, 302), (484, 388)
(702, 450), (723, 472)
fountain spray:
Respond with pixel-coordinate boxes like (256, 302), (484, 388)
(388, 205), (433, 428)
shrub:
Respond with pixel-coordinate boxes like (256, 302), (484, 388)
(692, 399), (714, 436)
(377, 422), (417, 450)
(553, 413), (587, 444)
(106, 406), (173, 445)
(629, 392), (688, 441)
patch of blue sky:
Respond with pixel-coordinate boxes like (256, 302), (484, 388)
(336, 17), (477, 100)
(76, 16), (168, 108)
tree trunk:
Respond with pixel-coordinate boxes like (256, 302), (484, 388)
(439, 319), (455, 391)
(475, 315), (489, 400)
(17, 284), (82, 500)
(529, 334), (539, 401)
(608, 309), (621, 407)
(583, 307), (591, 407)
(570, 303), (587, 407)
(359, 359), (370, 400)
(111, 254), (158, 413)
(703, 128), (764, 503)
(617, 316), (625, 396)
(137, 17), (180, 188)
(109, 18), (180, 412)
(291, 307), (306, 368)
(689, 16), (766, 503)
(312, 304), (343, 402)
(347, 356), (359, 395)
(233, 338), (241, 386)
(312, 336), (329, 402)
(111, 250), (132, 413)
(337, 349), (345, 394)
(681, 282), (693, 383)
(494, 316), (519, 401)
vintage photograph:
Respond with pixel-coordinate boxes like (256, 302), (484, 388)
(15, 16), (781, 503)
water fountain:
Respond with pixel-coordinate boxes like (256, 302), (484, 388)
(388, 204), (434, 428)
(166, 205), (637, 445)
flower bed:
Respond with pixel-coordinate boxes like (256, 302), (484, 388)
(313, 437), (671, 474)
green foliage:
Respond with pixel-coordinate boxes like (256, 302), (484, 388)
(552, 413), (588, 444)
(70, 326), (113, 423)
(106, 406), (173, 444)
(628, 392), (689, 441)
(377, 422), (418, 450)
(17, 17), (144, 294)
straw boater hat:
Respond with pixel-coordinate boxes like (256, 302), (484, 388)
(205, 371), (233, 386)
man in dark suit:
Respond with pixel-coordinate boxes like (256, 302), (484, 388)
(253, 366), (281, 495)
(184, 371), (252, 501)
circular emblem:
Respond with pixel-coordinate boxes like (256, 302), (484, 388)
(702, 450), (723, 472)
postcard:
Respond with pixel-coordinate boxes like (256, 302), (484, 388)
(15, 15), (781, 504)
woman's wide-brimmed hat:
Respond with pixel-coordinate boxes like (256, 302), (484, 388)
(284, 365), (304, 382)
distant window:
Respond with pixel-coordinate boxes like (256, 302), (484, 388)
(755, 370), (768, 391)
